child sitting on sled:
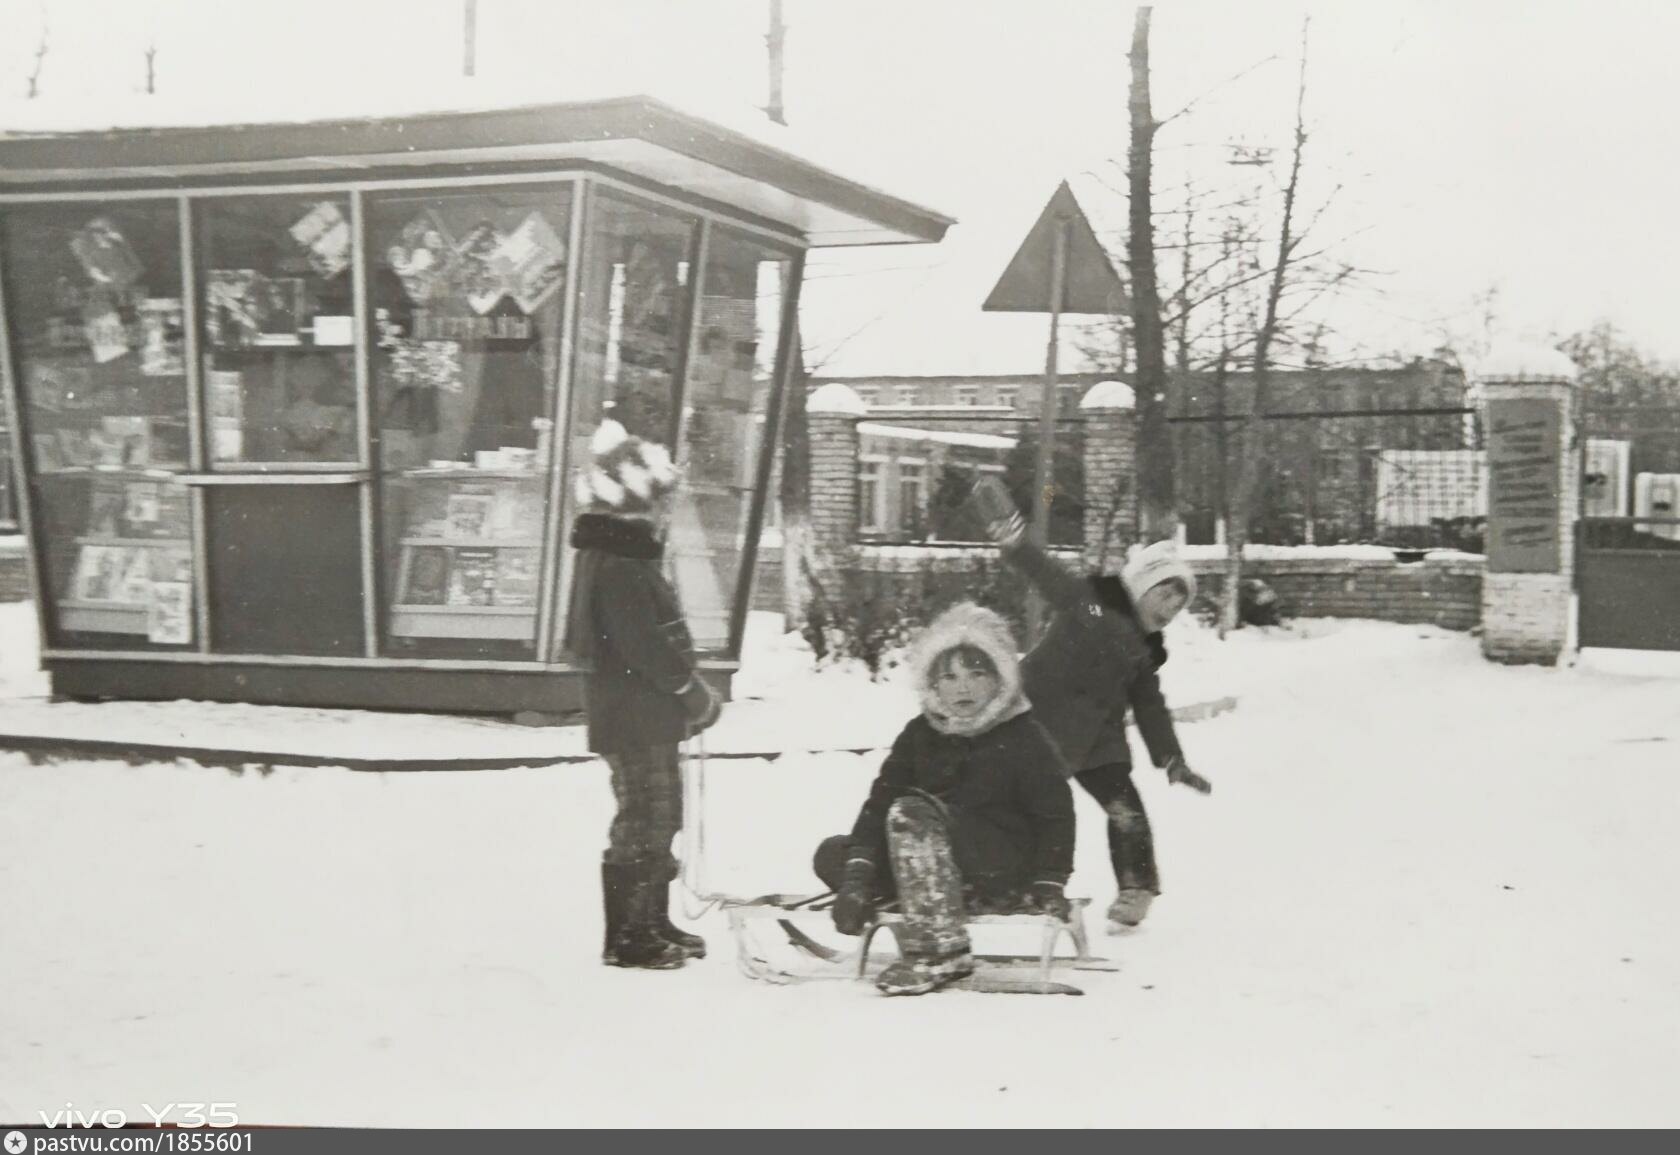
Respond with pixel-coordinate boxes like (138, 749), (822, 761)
(812, 602), (1076, 996)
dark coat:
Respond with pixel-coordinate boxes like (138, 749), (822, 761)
(567, 513), (700, 754)
(1005, 541), (1183, 775)
(846, 603), (1075, 893)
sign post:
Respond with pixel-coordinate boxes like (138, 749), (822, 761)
(985, 181), (1127, 641)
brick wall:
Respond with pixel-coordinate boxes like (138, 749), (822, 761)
(1191, 556), (1483, 631)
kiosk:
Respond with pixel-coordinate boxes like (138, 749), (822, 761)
(0, 96), (950, 712)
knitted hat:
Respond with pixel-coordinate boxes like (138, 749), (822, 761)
(573, 419), (679, 514)
(1121, 540), (1197, 605)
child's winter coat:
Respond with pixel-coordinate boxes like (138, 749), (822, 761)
(1003, 540), (1183, 776)
(844, 603), (1075, 897)
(567, 512), (703, 754)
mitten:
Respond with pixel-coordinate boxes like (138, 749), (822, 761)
(1026, 880), (1071, 921)
(1165, 754), (1212, 794)
(830, 858), (877, 936)
(969, 475), (1026, 547)
(678, 678), (721, 735)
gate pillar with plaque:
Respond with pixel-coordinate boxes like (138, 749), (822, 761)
(1476, 344), (1579, 664)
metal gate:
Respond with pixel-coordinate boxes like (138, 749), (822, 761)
(1577, 405), (1680, 650)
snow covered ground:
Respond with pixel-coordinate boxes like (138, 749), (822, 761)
(2, 604), (1679, 1127)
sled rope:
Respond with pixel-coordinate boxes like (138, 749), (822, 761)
(678, 734), (726, 919)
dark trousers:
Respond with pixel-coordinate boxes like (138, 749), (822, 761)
(1074, 762), (1160, 895)
(603, 743), (682, 876)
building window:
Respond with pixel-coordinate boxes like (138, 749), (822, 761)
(1057, 383), (1082, 412)
(895, 384), (918, 406)
(954, 385), (979, 406)
(854, 386), (880, 408)
(859, 458), (885, 532)
(899, 459), (927, 536)
(995, 385), (1018, 409)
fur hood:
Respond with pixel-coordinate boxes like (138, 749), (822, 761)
(908, 602), (1030, 738)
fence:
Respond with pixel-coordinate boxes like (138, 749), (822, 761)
(1578, 405), (1680, 551)
(1169, 404), (1484, 551)
(852, 414), (1087, 548)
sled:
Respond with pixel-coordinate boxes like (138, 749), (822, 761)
(722, 893), (1113, 994)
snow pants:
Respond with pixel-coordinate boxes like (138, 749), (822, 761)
(1074, 762), (1160, 895)
(602, 742), (682, 877)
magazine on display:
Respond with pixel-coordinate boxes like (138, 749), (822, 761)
(138, 298), (186, 376)
(146, 580), (192, 645)
(445, 548), (497, 606)
(493, 548), (540, 607)
(401, 546), (452, 605)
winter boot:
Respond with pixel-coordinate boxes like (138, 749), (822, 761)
(875, 948), (976, 996)
(649, 861), (706, 959)
(878, 796), (974, 996)
(601, 862), (685, 970)
(1107, 888), (1155, 932)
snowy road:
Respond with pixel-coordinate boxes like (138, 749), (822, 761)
(2, 617), (1678, 1126)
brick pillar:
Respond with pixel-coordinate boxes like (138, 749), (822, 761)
(1477, 345), (1579, 664)
(805, 383), (864, 606)
(1079, 380), (1139, 571)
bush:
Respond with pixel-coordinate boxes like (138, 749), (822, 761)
(798, 551), (1044, 679)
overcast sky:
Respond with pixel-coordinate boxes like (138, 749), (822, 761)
(3, 0), (1677, 369)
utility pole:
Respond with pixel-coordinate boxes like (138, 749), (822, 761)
(463, 0), (477, 78)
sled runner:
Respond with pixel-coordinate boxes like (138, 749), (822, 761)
(722, 892), (1114, 994)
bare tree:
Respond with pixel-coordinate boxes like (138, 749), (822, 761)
(1221, 18), (1311, 633)
(1127, 7), (1174, 541)
(144, 42), (158, 94)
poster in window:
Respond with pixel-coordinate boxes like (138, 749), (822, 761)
(289, 201), (351, 280)
(388, 211), (458, 305)
(138, 298), (185, 376)
(446, 548), (498, 606)
(148, 546), (192, 583)
(206, 270), (262, 348)
(147, 580), (193, 644)
(69, 218), (143, 289)
(493, 212), (568, 313)
(455, 221), (508, 315)
(124, 481), (161, 525)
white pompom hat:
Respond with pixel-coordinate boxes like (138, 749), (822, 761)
(573, 419), (679, 514)
(1121, 540), (1197, 604)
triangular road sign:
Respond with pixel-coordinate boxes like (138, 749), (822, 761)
(983, 180), (1127, 314)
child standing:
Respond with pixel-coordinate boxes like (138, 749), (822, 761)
(567, 419), (721, 970)
(812, 602), (1076, 996)
(980, 493), (1212, 933)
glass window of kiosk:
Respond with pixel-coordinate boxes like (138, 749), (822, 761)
(194, 195), (358, 467)
(0, 201), (197, 649)
(560, 190), (697, 652)
(672, 228), (791, 650)
(367, 184), (573, 659)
